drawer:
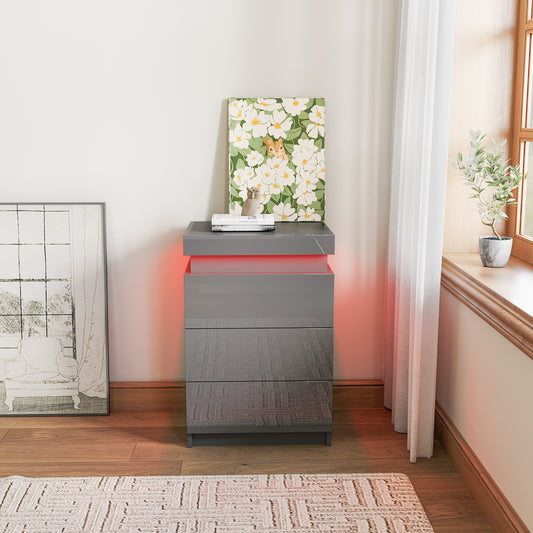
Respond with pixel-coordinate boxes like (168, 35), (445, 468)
(184, 272), (333, 328)
(186, 381), (332, 433)
(186, 328), (332, 381)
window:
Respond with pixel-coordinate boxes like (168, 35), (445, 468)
(511, 0), (533, 263)
(0, 205), (75, 360)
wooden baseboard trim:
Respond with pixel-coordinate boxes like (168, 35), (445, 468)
(108, 382), (385, 411)
(332, 380), (384, 387)
(435, 403), (529, 533)
(110, 382), (185, 389)
(109, 380), (384, 389)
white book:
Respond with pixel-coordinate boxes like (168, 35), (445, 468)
(211, 214), (275, 231)
(212, 214), (275, 226)
(211, 224), (274, 232)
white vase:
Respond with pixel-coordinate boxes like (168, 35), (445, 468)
(479, 236), (513, 268)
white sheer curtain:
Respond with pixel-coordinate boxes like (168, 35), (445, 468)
(383, 0), (456, 462)
(71, 205), (108, 398)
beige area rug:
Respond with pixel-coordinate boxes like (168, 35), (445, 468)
(0, 473), (434, 532)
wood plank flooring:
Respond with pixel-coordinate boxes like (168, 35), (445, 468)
(0, 385), (495, 533)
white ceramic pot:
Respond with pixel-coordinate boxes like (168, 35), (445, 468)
(479, 236), (513, 268)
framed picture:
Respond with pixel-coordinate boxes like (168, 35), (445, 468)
(0, 203), (109, 416)
(228, 97), (326, 221)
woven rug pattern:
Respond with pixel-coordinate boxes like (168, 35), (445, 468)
(0, 473), (434, 532)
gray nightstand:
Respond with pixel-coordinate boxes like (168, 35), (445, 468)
(183, 221), (334, 447)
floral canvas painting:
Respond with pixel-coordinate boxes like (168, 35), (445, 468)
(228, 97), (325, 222)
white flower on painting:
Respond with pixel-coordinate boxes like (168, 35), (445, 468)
(294, 183), (318, 206)
(255, 163), (276, 185)
(246, 150), (264, 167)
(298, 207), (321, 221)
(265, 156), (286, 176)
(295, 138), (319, 154)
(254, 98), (282, 112)
(306, 121), (325, 139)
(267, 110), (293, 139)
(296, 169), (319, 190)
(259, 190), (271, 205)
(309, 104), (325, 125)
(282, 98), (310, 116)
(244, 167), (254, 181)
(233, 167), (252, 188)
(292, 139), (318, 171)
(273, 203), (297, 221)
(307, 104), (325, 138)
(269, 182), (284, 196)
(243, 109), (270, 138)
(313, 149), (325, 179)
(238, 187), (249, 202)
(247, 175), (269, 194)
(277, 165), (296, 187)
(229, 100), (252, 122)
(229, 125), (251, 149)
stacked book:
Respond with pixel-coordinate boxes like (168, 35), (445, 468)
(211, 214), (275, 232)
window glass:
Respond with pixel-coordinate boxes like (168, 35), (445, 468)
(0, 205), (75, 355)
(512, 1), (533, 263)
(525, 34), (533, 128)
(522, 143), (533, 237)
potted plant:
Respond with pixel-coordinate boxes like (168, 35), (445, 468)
(454, 131), (527, 267)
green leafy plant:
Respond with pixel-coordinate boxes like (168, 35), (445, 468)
(454, 131), (526, 239)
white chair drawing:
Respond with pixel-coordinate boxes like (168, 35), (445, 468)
(4, 337), (80, 411)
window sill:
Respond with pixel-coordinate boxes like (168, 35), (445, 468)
(441, 253), (533, 360)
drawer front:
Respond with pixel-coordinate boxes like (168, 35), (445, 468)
(184, 273), (333, 328)
(186, 328), (332, 381)
(186, 381), (332, 433)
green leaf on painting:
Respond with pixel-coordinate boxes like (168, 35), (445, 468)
(249, 136), (266, 152)
(285, 127), (302, 141)
(284, 144), (294, 156)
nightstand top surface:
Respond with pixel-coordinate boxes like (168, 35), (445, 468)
(183, 221), (334, 256)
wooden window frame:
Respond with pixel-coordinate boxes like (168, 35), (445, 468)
(510, 0), (533, 264)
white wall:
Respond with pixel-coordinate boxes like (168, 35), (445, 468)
(437, 290), (533, 530)
(0, 1), (399, 381)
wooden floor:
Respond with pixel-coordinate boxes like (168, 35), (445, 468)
(0, 385), (494, 533)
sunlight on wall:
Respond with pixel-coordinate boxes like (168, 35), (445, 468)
(444, 0), (517, 252)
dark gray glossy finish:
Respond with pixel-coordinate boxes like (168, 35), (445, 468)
(183, 221), (335, 256)
(186, 328), (332, 381)
(184, 273), (334, 328)
(186, 381), (332, 434)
